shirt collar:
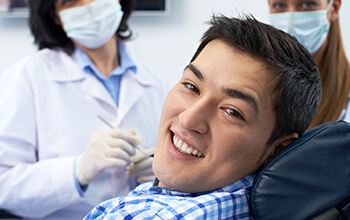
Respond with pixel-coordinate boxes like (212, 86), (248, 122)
(117, 41), (137, 74)
(149, 174), (255, 197)
(75, 40), (137, 78)
(49, 47), (156, 87)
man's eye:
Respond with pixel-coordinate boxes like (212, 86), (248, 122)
(182, 82), (200, 94)
(223, 108), (244, 120)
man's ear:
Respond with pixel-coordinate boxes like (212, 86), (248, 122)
(328, 0), (341, 22)
(265, 133), (299, 164)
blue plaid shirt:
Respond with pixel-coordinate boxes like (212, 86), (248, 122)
(84, 175), (255, 220)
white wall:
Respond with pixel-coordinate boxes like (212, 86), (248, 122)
(1, 0), (349, 87)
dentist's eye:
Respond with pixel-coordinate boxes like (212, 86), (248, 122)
(223, 108), (244, 120)
(56, 0), (72, 8)
(58, 0), (77, 7)
(300, 1), (317, 10)
(271, 2), (287, 11)
(182, 82), (200, 95)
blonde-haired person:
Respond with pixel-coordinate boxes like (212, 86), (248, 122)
(268, 0), (350, 129)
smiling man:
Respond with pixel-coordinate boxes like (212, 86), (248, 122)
(84, 15), (322, 219)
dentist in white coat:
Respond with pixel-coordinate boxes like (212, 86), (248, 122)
(0, 0), (169, 219)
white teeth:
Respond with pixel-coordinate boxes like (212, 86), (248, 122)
(181, 143), (188, 152)
(186, 147), (193, 154)
(174, 136), (179, 146)
(172, 134), (204, 158)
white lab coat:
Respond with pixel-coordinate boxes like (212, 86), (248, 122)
(0, 48), (169, 219)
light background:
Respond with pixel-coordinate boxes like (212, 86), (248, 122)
(0, 0), (349, 86)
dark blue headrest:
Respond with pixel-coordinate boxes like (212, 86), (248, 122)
(250, 121), (350, 220)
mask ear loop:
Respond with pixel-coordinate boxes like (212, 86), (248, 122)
(326, 0), (334, 12)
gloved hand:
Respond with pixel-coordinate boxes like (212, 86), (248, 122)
(126, 147), (156, 183)
(76, 129), (142, 186)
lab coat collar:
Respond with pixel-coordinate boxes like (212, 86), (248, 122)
(129, 60), (157, 87)
(49, 49), (87, 82)
(48, 49), (157, 87)
(81, 74), (116, 112)
(47, 49), (116, 113)
(116, 70), (145, 126)
(114, 62), (159, 125)
(47, 49), (158, 123)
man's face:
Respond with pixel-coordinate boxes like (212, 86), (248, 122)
(153, 39), (284, 193)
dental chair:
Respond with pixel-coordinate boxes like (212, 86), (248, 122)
(0, 210), (20, 219)
(250, 121), (350, 220)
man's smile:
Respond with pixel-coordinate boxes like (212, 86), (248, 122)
(172, 133), (205, 158)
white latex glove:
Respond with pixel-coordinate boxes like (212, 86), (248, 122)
(126, 147), (156, 183)
(76, 129), (142, 186)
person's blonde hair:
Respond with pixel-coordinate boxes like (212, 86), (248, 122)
(309, 18), (350, 129)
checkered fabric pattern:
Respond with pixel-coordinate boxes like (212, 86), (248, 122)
(84, 175), (255, 220)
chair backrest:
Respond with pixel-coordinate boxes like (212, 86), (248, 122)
(250, 121), (350, 220)
(0, 210), (21, 219)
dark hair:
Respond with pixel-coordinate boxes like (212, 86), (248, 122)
(28, 0), (135, 54)
(118, 0), (135, 39)
(191, 15), (322, 144)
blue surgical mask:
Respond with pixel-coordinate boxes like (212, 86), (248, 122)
(59, 0), (124, 49)
(269, 0), (333, 54)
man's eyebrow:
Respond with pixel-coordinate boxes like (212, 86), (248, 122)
(185, 63), (260, 114)
(185, 64), (204, 81)
(223, 88), (260, 114)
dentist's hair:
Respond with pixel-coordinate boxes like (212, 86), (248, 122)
(27, 0), (135, 54)
(309, 18), (350, 129)
(191, 14), (322, 145)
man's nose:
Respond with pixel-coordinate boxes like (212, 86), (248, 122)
(178, 98), (210, 134)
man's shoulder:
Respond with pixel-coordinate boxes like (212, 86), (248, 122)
(85, 179), (254, 220)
